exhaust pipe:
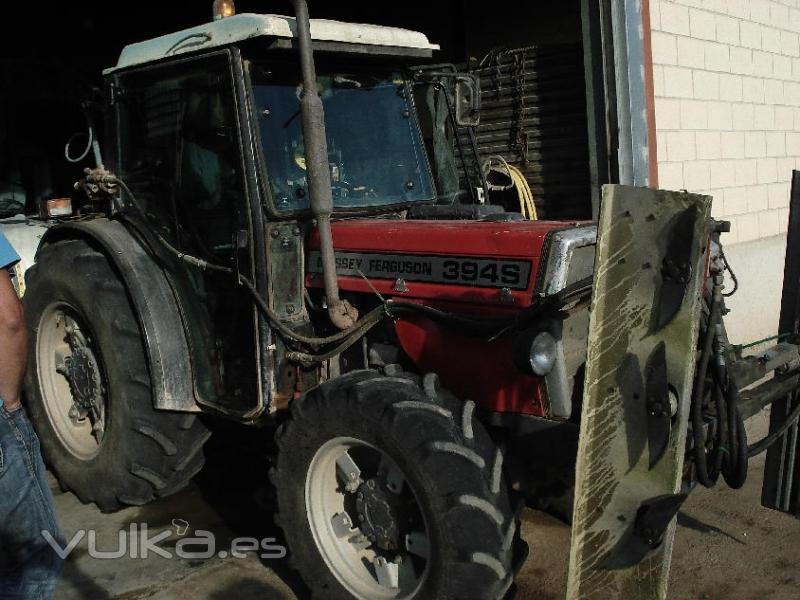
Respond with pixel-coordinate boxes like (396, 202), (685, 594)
(292, 0), (358, 329)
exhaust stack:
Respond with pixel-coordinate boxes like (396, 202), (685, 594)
(291, 0), (358, 329)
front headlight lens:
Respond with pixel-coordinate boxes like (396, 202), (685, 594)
(529, 332), (557, 376)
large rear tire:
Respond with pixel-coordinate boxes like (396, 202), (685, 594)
(23, 239), (210, 512)
(273, 370), (523, 600)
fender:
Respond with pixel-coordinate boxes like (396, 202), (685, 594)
(37, 218), (200, 413)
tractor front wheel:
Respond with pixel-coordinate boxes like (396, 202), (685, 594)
(273, 370), (521, 600)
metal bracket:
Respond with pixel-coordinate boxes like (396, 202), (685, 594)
(600, 493), (687, 570)
(645, 342), (672, 469)
(107, 81), (125, 106)
(763, 170), (800, 515)
(266, 222), (308, 322)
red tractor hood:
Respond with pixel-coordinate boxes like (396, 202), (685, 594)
(307, 219), (581, 308)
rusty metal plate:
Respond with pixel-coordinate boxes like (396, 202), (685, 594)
(267, 222), (308, 322)
(567, 185), (712, 599)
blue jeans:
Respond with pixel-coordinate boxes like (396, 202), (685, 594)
(0, 404), (63, 599)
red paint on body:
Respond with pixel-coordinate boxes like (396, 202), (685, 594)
(392, 310), (546, 415)
(307, 219), (580, 416)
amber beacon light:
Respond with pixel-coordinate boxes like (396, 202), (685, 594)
(212, 0), (236, 20)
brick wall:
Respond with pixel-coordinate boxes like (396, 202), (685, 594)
(651, 0), (800, 244)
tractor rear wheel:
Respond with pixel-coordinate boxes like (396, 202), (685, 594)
(23, 239), (210, 511)
(273, 370), (522, 600)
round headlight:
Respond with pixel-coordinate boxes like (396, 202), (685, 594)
(529, 332), (557, 376)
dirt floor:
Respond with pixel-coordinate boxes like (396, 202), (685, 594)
(52, 415), (800, 600)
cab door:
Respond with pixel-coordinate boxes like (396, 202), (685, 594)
(113, 50), (264, 416)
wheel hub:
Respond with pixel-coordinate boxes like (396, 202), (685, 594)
(306, 438), (429, 599)
(55, 322), (105, 439)
(355, 477), (405, 551)
(59, 347), (101, 412)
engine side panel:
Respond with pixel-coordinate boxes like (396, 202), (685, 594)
(394, 309), (546, 415)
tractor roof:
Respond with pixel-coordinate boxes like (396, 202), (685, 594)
(104, 13), (440, 74)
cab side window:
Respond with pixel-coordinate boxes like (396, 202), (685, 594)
(118, 53), (244, 260)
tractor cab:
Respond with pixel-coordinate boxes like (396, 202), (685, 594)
(97, 14), (452, 412)
(103, 13), (482, 220)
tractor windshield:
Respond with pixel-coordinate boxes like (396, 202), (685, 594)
(250, 61), (437, 213)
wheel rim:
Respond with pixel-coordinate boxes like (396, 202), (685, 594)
(305, 437), (431, 600)
(36, 302), (107, 460)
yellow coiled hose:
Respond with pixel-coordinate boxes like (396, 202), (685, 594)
(483, 156), (538, 220)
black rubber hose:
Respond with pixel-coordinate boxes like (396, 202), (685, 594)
(720, 366), (748, 489)
(387, 276), (592, 337)
(692, 298), (721, 487)
(286, 317), (384, 366)
(692, 290), (748, 490)
(237, 276), (387, 349)
(710, 385), (726, 482)
(117, 180), (233, 275)
(722, 381), (747, 490)
(387, 301), (513, 333)
(690, 280), (749, 490)
(713, 360), (733, 486)
(748, 400), (800, 457)
(730, 406), (749, 488)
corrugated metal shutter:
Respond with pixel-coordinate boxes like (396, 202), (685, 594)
(467, 43), (592, 219)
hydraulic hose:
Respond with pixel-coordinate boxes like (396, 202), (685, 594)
(284, 279), (594, 365)
(691, 294), (722, 487)
(238, 276), (386, 349)
(715, 356), (748, 489)
(689, 241), (800, 490)
(690, 243), (748, 490)
(748, 400), (800, 457)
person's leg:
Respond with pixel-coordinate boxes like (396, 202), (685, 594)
(0, 403), (63, 599)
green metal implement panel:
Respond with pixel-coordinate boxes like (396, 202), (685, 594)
(567, 186), (711, 599)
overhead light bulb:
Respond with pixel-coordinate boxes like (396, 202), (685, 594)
(212, 0), (236, 20)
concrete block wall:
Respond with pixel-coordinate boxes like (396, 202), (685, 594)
(651, 0), (800, 343)
(651, 0), (800, 245)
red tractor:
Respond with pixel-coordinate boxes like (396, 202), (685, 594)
(9, 3), (800, 599)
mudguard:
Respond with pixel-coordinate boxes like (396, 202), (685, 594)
(567, 186), (711, 599)
(37, 219), (200, 413)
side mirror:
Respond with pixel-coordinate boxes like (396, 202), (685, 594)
(454, 74), (481, 128)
